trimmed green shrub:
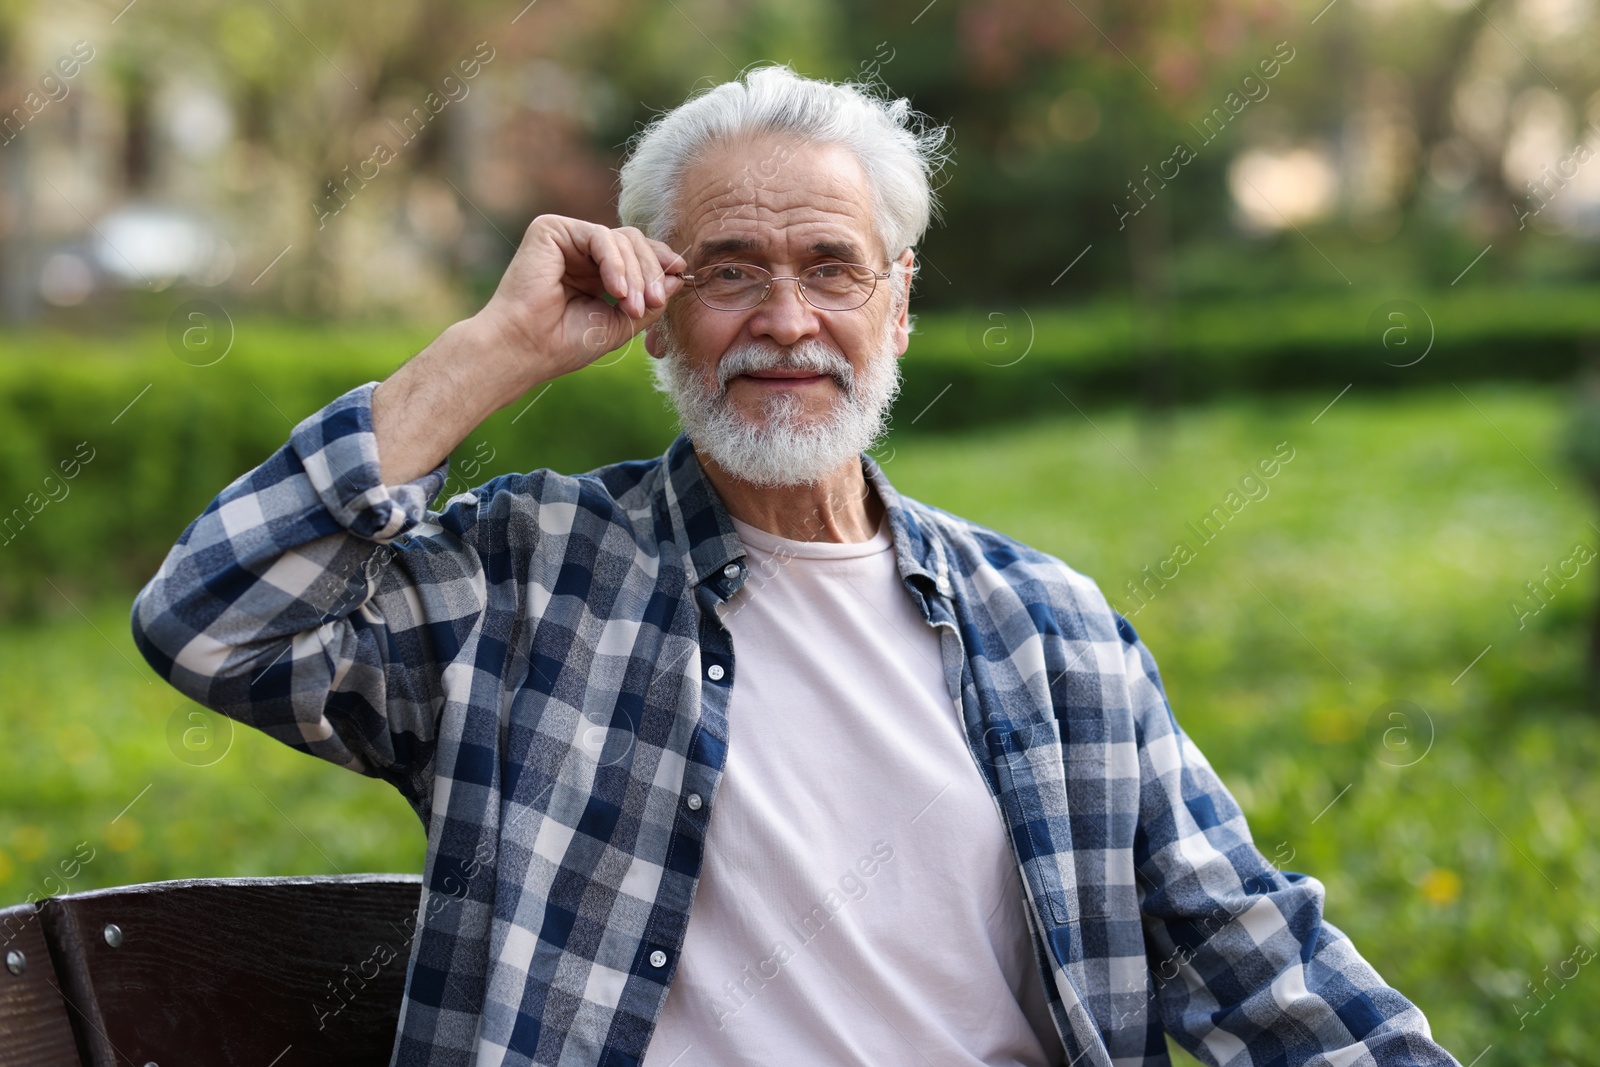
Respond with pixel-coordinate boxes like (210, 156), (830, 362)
(1, 284), (1597, 618)
(895, 285), (1600, 430)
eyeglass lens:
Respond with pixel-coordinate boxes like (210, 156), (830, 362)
(694, 263), (879, 311)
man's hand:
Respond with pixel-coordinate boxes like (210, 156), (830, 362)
(477, 215), (688, 394)
(371, 216), (687, 487)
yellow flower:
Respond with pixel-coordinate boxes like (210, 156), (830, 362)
(104, 818), (142, 853)
(1419, 867), (1461, 906)
(1306, 708), (1358, 744)
(10, 825), (46, 863)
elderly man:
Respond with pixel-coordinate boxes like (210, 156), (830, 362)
(131, 65), (1458, 1067)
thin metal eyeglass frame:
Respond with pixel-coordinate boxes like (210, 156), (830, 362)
(669, 262), (893, 312)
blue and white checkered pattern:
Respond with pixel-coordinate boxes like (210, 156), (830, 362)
(130, 381), (1460, 1067)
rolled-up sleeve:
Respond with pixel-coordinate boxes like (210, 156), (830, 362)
(130, 381), (488, 814)
(1120, 619), (1460, 1066)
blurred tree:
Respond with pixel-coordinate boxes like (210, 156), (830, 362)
(0, 0), (36, 324)
(7, 0), (1600, 320)
(108, 0), (599, 317)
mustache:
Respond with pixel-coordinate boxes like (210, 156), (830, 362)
(716, 340), (855, 394)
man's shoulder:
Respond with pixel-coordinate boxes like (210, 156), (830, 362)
(444, 454), (668, 536)
(895, 490), (1123, 634)
(464, 454), (662, 511)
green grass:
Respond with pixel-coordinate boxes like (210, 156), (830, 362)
(0, 621), (428, 895)
(3, 380), (1597, 1062)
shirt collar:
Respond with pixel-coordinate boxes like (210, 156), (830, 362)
(658, 431), (949, 597)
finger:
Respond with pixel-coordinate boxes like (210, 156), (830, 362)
(595, 227), (636, 308)
(541, 216), (590, 277)
(649, 239), (688, 275)
(652, 241), (690, 298)
(623, 229), (672, 308)
(561, 219), (627, 303)
(627, 291), (672, 333)
(608, 230), (647, 318)
(561, 271), (610, 301)
(651, 240), (689, 277)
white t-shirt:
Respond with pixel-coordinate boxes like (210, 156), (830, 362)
(641, 510), (1062, 1067)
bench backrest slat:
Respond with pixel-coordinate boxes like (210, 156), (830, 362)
(0, 902), (82, 1067)
(38, 874), (423, 1067)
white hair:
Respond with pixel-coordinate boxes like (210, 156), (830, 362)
(616, 63), (951, 283)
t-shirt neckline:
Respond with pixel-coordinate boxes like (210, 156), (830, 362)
(729, 510), (892, 560)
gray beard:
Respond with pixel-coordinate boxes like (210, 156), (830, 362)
(649, 314), (903, 488)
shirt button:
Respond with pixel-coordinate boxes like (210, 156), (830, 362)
(686, 792), (703, 811)
(722, 563), (740, 579)
(649, 950), (668, 969)
(936, 573), (953, 596)
(706, 663), (725, 681)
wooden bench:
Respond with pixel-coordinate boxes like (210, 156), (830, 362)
(0, 874), (422, 1067)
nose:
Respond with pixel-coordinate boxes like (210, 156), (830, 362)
(747, 276), (822, 349)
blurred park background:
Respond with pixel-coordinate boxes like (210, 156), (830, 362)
(2, 0), (1600, 1062)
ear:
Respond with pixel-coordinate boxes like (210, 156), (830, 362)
(890, 248), (914, 359)
(645, 323), (663, 359)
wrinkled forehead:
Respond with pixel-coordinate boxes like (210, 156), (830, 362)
(672, 135), (884, 267)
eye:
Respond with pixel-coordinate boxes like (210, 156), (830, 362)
(712, 264), (753, 282)
(810, 263), (847, 279)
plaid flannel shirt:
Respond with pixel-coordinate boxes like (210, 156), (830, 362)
(130, 381), (1460, 1067)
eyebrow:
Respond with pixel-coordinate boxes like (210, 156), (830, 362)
(691, 237), (869, 264)
(692, 237), (757, 261)
(808, 239), (867, 262)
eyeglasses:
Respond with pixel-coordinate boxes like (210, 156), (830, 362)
(673, 261), (893, 312)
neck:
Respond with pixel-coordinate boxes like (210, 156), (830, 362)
(698, 449), (885, 543)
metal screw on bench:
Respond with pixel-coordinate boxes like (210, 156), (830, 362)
(4, 949), (23, 975)
(104, 923), (124, 947)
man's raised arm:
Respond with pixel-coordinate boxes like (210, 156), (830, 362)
(129, 217), (685, 810)
(374, 216), (688, 483)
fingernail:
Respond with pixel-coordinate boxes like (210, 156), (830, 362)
(650, 279), (664, 302)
